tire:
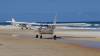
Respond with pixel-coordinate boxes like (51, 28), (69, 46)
(40, 35), (42, 39)
(53, 35), (56, 40)
(36, 34), (39, 38)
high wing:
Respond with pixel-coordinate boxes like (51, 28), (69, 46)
(5, 16), (92, 27)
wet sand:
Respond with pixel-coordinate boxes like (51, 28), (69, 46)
(0, 29), (99, 56)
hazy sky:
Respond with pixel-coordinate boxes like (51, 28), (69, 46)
(0, 0), (100, 22)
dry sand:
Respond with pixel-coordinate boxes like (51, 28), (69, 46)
(0, 29), (99, 56)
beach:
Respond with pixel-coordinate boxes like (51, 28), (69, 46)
(0, 28), (99, 56)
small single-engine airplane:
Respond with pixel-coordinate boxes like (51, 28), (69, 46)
(5, 16), (100, 40)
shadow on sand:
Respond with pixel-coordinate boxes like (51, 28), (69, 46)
(34, 36), (63, 40)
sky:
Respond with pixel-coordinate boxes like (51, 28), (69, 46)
(0, 0), (100, 22)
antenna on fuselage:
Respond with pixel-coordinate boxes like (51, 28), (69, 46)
(53, 14), (57, 25)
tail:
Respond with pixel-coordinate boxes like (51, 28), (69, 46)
(12, 17), (16, 23)
(11, 17), (16, 26)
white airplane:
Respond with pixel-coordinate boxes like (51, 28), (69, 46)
(4, 16), (100, 40)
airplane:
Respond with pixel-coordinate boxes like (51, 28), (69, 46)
(4, 16), (100, 40)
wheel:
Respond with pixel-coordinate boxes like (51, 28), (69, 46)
(35, 34), (39, 38)
(40, 35), (42, 39)
(53, 35), (57, 40)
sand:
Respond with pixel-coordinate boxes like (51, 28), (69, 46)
(0, 29), (99, 56)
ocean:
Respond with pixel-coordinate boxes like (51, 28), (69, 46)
(0, 21), (100, 28)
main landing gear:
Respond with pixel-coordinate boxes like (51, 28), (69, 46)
(35, 34), (42, 39)
(35, 34), (57, 40)
(53, 35), (57, 40)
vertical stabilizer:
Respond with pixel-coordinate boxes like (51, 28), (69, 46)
(11, 17), (16, 26)
(12, 17), (16, 23)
